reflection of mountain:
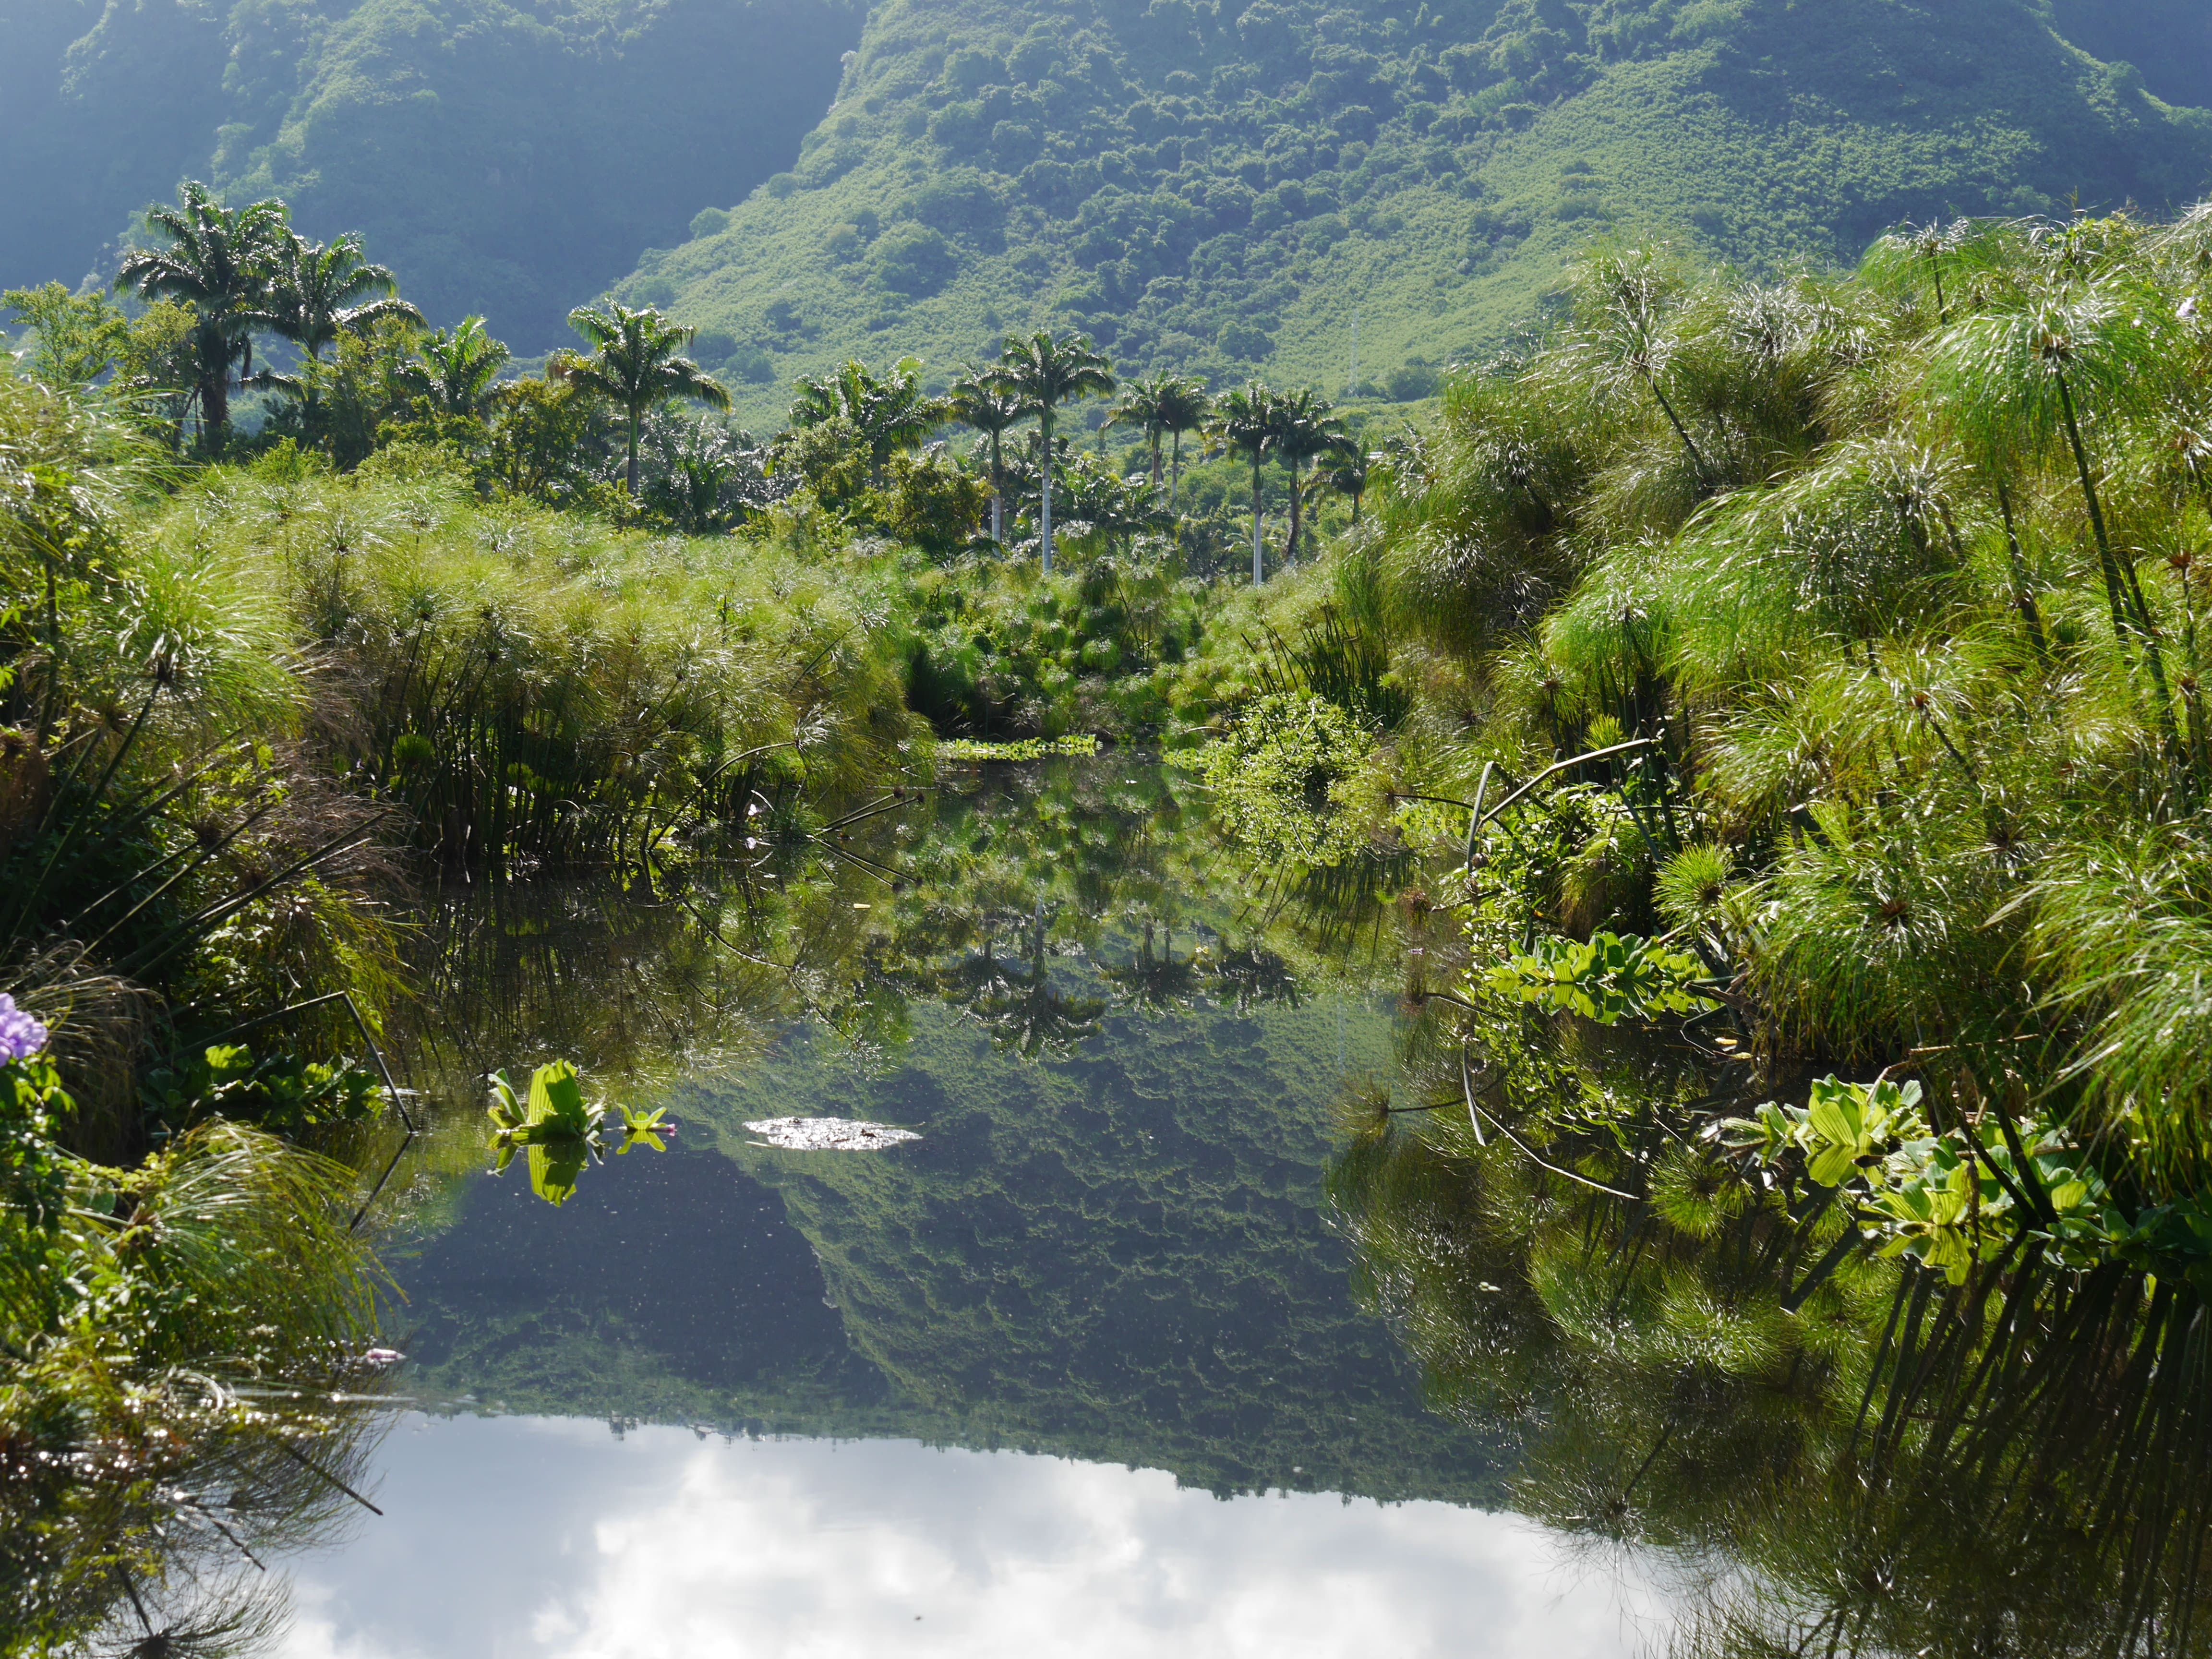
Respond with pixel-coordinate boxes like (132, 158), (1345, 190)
(397, 1149), (887, 1425)
(397, 985), (1506, 1507)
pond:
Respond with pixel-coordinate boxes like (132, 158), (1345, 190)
(108, 757), (2212, 1657)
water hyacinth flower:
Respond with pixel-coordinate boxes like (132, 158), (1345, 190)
(0, 994), (49, 1062)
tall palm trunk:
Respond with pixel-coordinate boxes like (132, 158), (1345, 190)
(988, 433), (1005, 545)
(1250, 457), (1264, 586)
(1169, 431), (1184, 510)
(1039, 412), (1056, 574)
(625, 406), (642, 496)
(1149, 433), (1163, 490)
(1286, 462), (1305, 565)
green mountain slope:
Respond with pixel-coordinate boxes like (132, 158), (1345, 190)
(0, 0), (860, 346)
(618, 0), (2212, 429)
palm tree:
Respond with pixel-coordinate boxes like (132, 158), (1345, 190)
(1318, 450), (1371, 523)
(262, 231), (421, 362)
(1154, 376), (1212, 511)
(1269, 385), (1352, 564)
(950, 368), (1026, 545)
(407, 316), (511, 418)
(554, 302), (730, 495)
(1107, 372), (1212, 508)
(790, 357), (946, 476)
(1210, 381), (1281, 585)
(988, 331), (1115, 574)
(115, 181), (291, 439)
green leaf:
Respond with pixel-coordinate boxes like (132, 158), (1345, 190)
(1807, 1141), (1861, 1188)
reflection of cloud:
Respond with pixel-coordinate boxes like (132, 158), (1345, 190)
(275, 1416), (1670, 1659)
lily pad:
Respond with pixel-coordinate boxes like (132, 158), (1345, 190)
(743, 1116), (922, 1151)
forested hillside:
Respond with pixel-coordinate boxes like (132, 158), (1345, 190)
(0, 0), (860, 346)
(619, 0), (2212, 427)
(5, 0), (2210, 404)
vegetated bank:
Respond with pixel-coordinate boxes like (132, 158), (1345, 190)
(1184, 204), (2212, 1642)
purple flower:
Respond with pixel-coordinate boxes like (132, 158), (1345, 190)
(0, 994), (48, 1063)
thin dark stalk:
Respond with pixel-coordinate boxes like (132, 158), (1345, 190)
(118, 813), (387, 980)
(1782, 1222), (1861, 1313)
(1644, 373), (1708, 480)
(2056, 371), (2178, 741)
(78, 795), (283, 956)
(1472, 739), (1656, 833)
(1993, 478), (2048, 657)
(276, 1440), (383, 1515)
(349, 1130), (415, 1232)
(1466, 1090), (1638, 1200)
(4, 684), (163, 936)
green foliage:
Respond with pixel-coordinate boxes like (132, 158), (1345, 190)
(605, 0), (2212, 432)
(177, 462), (919, 868)
(0, 285), (130, 388)
(0, 1046), (394, 1653)
(882, 448), (992, 559)
(934, 734), (1099, 761)
(902, 554), (1210, 741)
(1365, 213), (2212, 1203)
(1332, 1053), (2212, 1656)
(1, 0), (862, 347)
(265, 311), (423, 468)
(1, 1055), (73, 1244)
(486, 1059), (666, 1205)
(1481, 929), (1714, 1023)
(140, 1042), (380, 1141)
(1199, 690), (1376, 865)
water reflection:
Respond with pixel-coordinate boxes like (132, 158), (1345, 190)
(42, 750), (2212, 1654)
(270, 1418), (1672, 1659)
(1331, 1041), (2212, 1658)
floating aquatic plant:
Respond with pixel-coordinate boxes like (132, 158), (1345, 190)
(485, 1060), (669, 1204)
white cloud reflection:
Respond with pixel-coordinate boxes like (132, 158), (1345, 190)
(275, 1415), (1671, 1659)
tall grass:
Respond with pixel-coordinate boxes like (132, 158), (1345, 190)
(173, 460), (922, 871)
(1355, 207), (2212, 1200)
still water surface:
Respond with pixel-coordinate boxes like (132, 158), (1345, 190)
(264, 757), (1682, 1655)
(247, 757), (2206, 1657)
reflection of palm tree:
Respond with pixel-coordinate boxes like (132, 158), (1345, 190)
(937, 914), (1025, 1010)
(1207, 942), (1302, 1011)
(969, 898), (1104, 1056)
(1103, 916), (1199, 1012)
